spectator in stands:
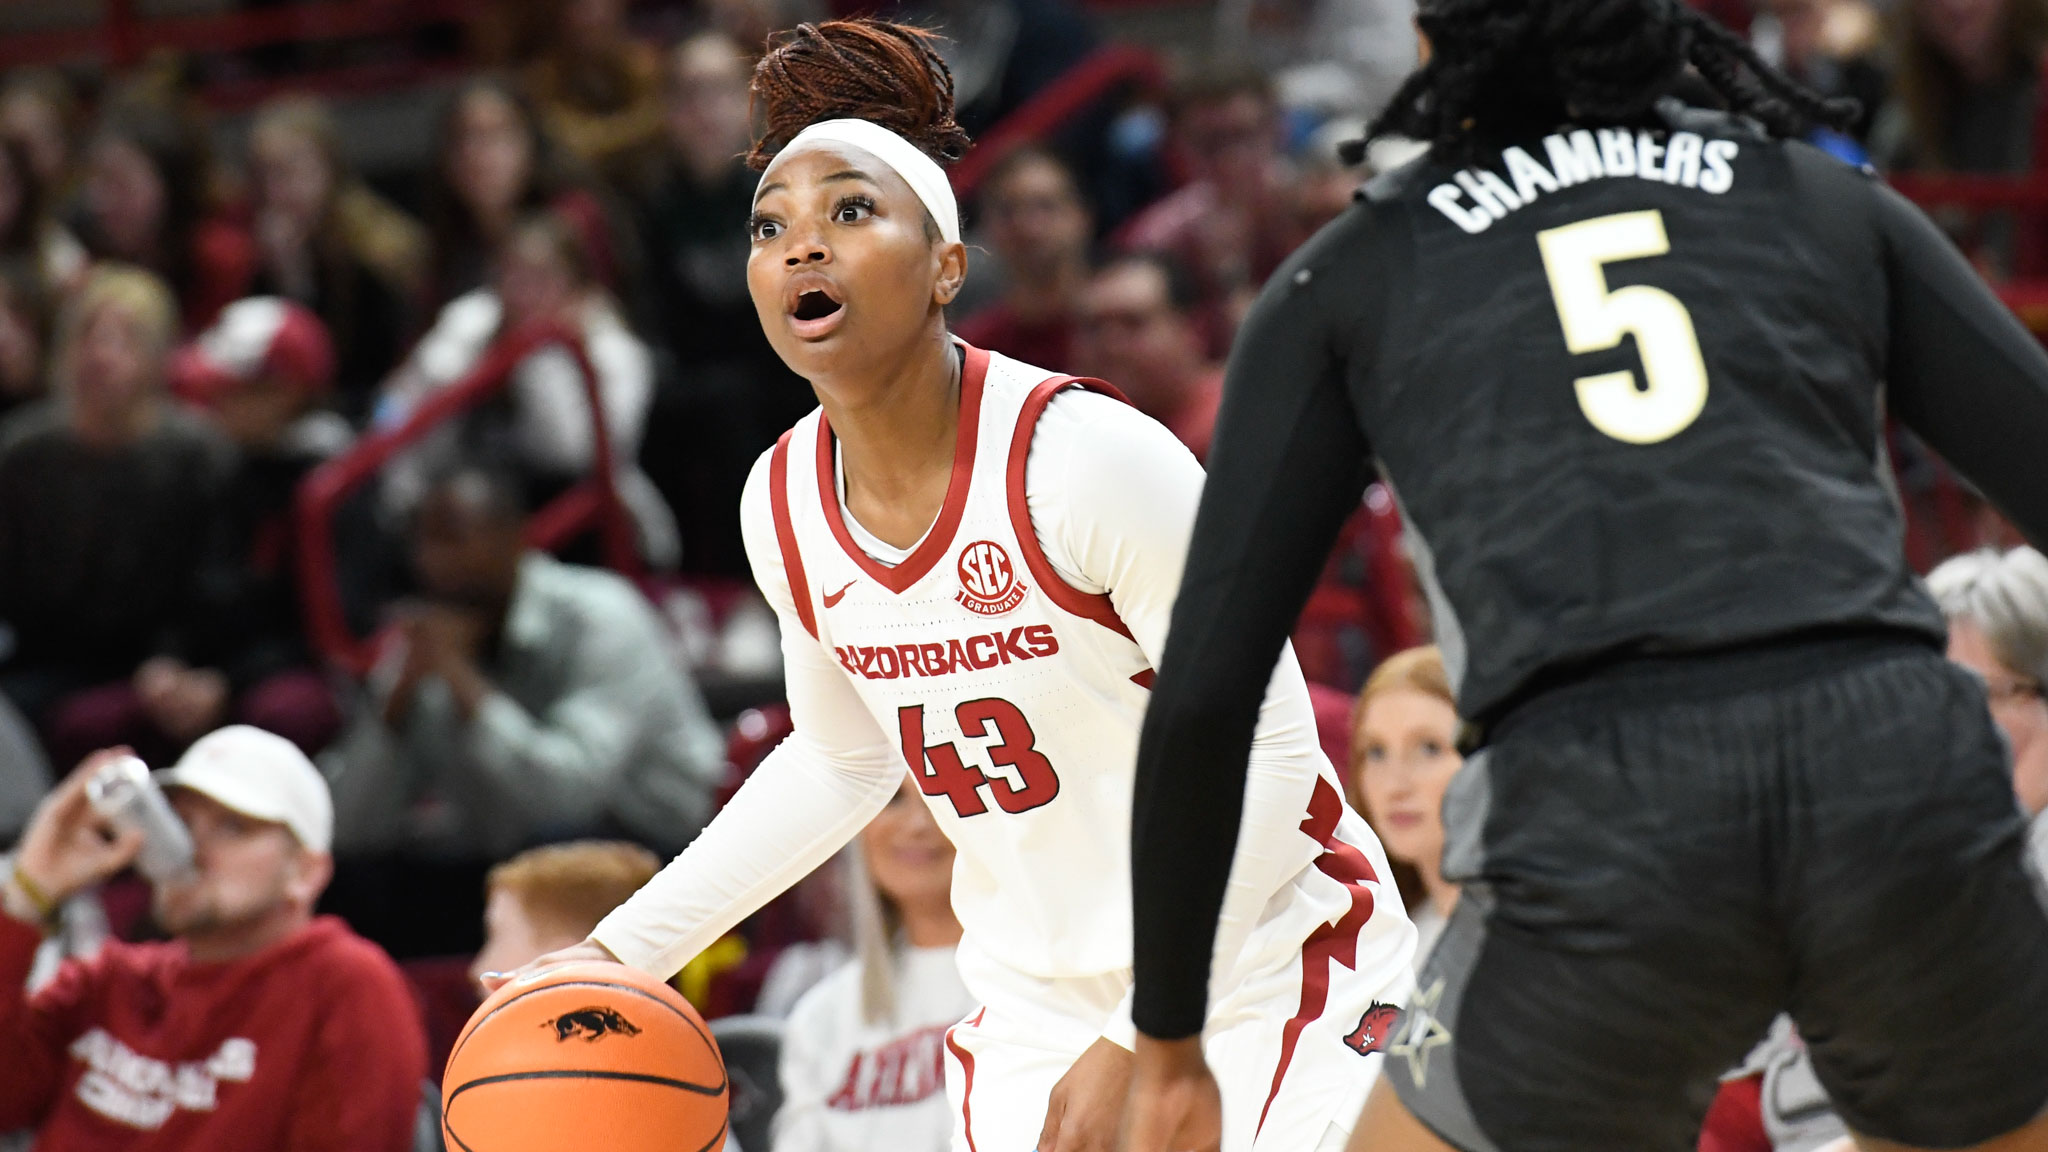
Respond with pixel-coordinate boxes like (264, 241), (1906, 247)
(1875, 0), (2048, 175)
(1750, 0), (1889, 143)
(0, 693), (48, 850)
(246, 97), (425, 423)
(631, 30), (810, 578)
(956, 146), (1092, 370)
(1226, 0), (1419, 127)
(469, 839), (659, 992)
(0, 70), (82, 213)
(426, 76), (623, 309)
(0, 266), (233, 769)
(1349, 646), (1462, 961)
(378, 211), (675, 565)
(632, 31), (759, 357)
(74, 98), (252, 331)
(0, 138), (84, 295)
(326, 463), (723, 867)
(1931, 546), (2048, 842)
(0, 732), (426, 1150)
(164, 297), (354, 756)
(1072, 252), (1223, 459)
(0, 259), (51, 419)
(1115, 68), (1296, 351)
(775, 777), (973, 1152)
(524, 0), (666, 185)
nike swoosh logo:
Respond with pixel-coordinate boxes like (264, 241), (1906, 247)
(822, 580), (857, 608)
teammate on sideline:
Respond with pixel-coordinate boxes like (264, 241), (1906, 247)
(1123, 1), (2048, 1151)
(484, 20), (1414, 1152)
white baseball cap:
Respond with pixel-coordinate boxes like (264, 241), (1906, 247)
(155, 726), (334, 853)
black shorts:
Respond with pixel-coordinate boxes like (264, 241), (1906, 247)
(1388, 634), (2048, 1151)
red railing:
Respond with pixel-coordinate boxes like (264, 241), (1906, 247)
(294, 321), (638, 677)
(953, 44), (1165, 198)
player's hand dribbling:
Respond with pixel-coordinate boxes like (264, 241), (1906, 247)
(1039, 1037), (1136, 1152)
(1121, 1035), (1222, 1152)
(478, 939), (622, 994)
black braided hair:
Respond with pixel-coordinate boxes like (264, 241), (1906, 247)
(1348, 0), (1860, 164)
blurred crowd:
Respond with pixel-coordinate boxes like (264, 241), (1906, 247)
(0, 0), (2041, 1148)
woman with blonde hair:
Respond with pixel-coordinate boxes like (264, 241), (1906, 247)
(0, 265), (233, 768)
(774, 777), (973, 1152)
(1348, 646), (1463, 961)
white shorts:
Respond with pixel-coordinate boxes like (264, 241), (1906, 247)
(939, 882), (1415, 1151)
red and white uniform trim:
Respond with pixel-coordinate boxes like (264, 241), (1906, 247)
(596, 343), (1414, 1152)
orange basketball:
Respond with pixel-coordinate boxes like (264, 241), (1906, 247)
(442, 962), (728, 1152)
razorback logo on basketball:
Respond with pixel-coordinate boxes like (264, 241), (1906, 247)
(955, 540), (1028, 616)
(1344, 1003), (1402, 1056)
(546, 1006), (643, 1043)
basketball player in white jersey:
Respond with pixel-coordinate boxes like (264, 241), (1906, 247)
(484, 20), (1414, 1152)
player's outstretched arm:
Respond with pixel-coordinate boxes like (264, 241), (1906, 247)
(1128, 206), (1384, 1045)
(493, 456), (905, 988)
(1874, 178), (2048, 549)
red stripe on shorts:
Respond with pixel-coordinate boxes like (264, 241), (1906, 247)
(945, 1007), (989, 1152)
(1256, 776), (1379, 1137)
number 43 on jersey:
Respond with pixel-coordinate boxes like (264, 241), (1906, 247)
(898, 700), (1060, 818)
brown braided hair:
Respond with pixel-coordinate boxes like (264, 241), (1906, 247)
(746, 20), (972, 172)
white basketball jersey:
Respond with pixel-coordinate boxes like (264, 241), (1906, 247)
(768, 345), (1156, 978)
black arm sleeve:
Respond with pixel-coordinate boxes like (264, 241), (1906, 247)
(1130, 208), (1389, 1039)
(1877, 182), (2048, 549)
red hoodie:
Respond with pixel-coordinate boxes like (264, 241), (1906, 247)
(0, 912), (426, 1151)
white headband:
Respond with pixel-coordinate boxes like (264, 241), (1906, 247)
(765, 118), (961, 246)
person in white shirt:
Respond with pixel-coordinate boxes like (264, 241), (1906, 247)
(1347, 647), (1463, 965)
(375, 211), (677, 566)
(775, 776), (974, 1152)
(483, 19), (1414, 1152)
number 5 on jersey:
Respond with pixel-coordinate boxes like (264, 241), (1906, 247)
(899, 699), (1061, 818)
(1538, 209), (1709, 445)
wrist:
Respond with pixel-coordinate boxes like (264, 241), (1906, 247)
(2, 858), (62, 931)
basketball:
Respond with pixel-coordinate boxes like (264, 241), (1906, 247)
(442, 963), (728, 1152)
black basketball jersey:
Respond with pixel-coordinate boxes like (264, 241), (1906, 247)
(1130, 104), (2048, 1039)
(1353, 111), (1945, 723)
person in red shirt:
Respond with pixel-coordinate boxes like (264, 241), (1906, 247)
(954, 146), (1092, 370)
(1072, 251), (1224, 460)
(1112, 68), (1296, 354)
(0, 726), (426, 1151)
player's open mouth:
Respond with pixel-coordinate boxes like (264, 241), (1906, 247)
(793, 290), (842, 321)
(786, 279), (847, 339)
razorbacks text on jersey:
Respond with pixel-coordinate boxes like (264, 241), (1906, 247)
(763, 342), (1414, 1151)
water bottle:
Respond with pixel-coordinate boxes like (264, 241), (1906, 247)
(84, 755), (197, 884)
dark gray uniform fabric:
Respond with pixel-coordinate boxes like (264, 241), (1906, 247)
(1129, 107), (2048, 1148)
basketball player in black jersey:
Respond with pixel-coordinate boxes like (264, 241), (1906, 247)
(1122, 2), (2048, 1151)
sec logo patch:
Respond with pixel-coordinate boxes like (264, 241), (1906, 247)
(956, 540), (1028, 616)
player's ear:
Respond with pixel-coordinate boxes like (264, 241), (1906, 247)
(933, 241), (968, 308)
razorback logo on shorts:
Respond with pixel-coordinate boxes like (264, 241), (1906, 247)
(1343, 1003), (1403, 1056)
(955, 540), (1029, 616)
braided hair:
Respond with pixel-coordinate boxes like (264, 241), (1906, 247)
(746, 20), (972, 172)
(1356, 0), (1860, 163)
